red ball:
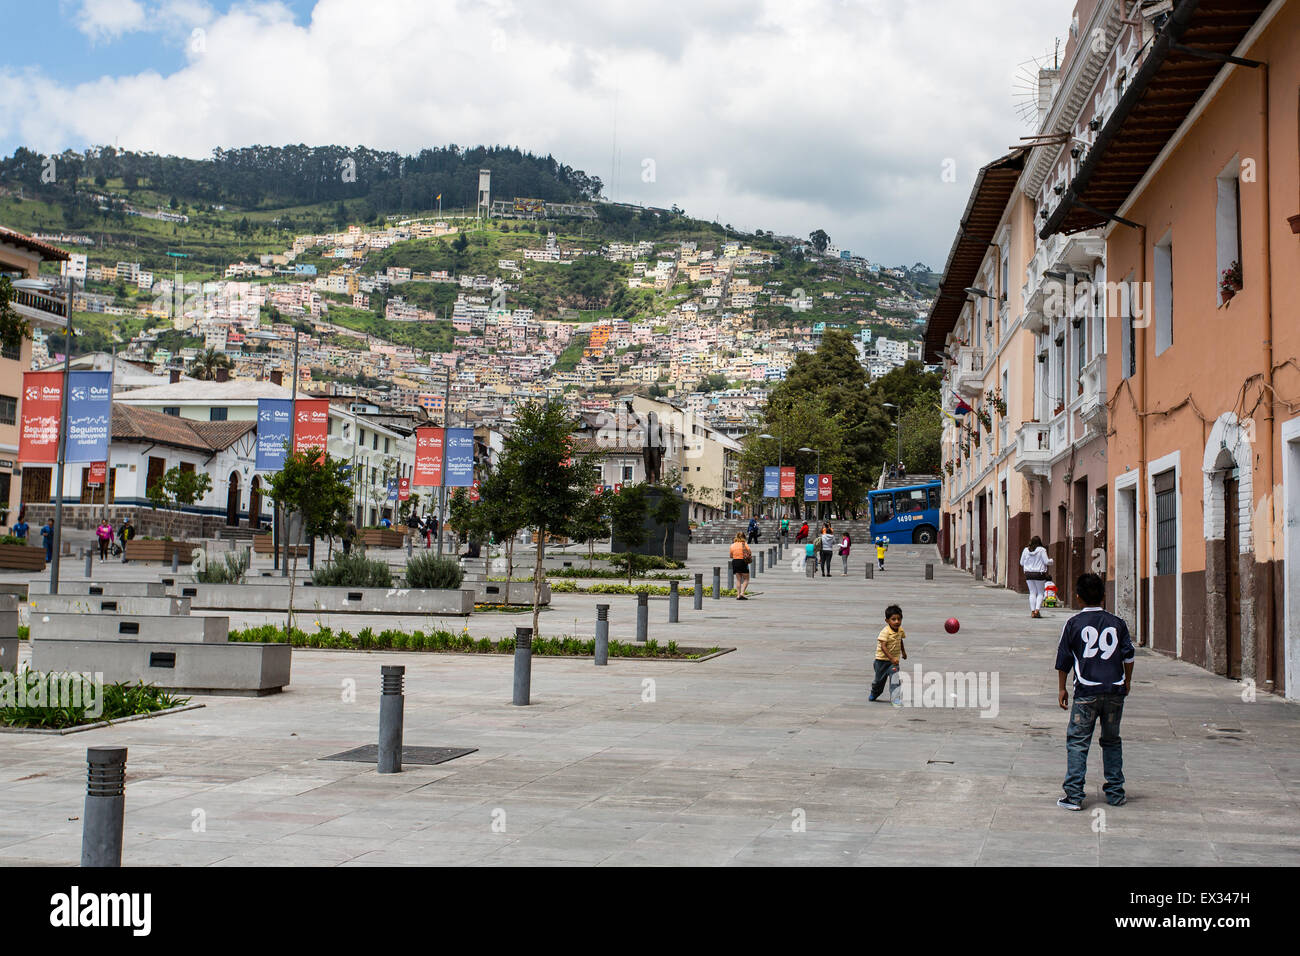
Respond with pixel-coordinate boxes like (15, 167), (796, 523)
(944, 618), (960, 634)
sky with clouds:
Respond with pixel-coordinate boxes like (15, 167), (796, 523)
(0, 0), (1068, 265)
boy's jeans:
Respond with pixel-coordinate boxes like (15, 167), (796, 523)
(1063, 692), (1126, 804)
(870, 659), (897, 698)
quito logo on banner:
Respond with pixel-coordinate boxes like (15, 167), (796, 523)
(779, 466), (796, 498)
(803, 474), (818, 502)
(818, 474), (833, 501)
(413, 427), (444, 487)
(763, 466), (779, 498)
(65, 370), (112, 463)
(18, 371), (63, 463)
(445, 428), (474, 487)
(293, 399), (330, 454)
(256, 399), (294, 471)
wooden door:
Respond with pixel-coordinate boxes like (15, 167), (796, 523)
(1225, 474), (1242, 680)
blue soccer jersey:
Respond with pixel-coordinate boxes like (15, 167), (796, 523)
(1054, 608), (1136, 695)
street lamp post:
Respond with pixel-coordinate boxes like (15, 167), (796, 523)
(49, 276), (74, 593)
(282, 326), (300, 578)
(882, 403), (901, 476)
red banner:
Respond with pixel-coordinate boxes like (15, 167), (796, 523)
(818, 474), (833, 501)
(413, 427), (444, 486)
(469, 479), (481, 503)
(19, 371), (63, 463)
(293, 399), (330, 454)
(398, 477), (410, 501)
(779, 466), (796, 498)
(87, 461), (107, 486)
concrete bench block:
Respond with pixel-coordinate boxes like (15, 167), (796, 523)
(30, 595), (191, 617)
(0, 637), (17, 673)
(30, 639), (291, 696)
(170, 583), (475, 616)
(0, 609), (17, 639)
(28, 581), (168, 598)
(31, 612), (229, 644)
(477, 581), (549, 605)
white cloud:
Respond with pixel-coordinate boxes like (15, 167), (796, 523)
(76, 0), (148, 41)
(9, 0), (1066, 264)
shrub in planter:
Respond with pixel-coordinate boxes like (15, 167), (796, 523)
(405, 553), (464, 589)
(196, 550), (249, 584)
(311, 553), (393, 588)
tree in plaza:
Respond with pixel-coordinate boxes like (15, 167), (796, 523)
(606, 482), (650, 584)
(809, 229), (830, 254)
(651, 483), (685, 559)
(265, 448), (353, 633)
(0, 276), (32, 352)
(146, 466), (213, 537)
(897, 402), (943, 476)
(498, 400), (599, 637)
(569, 490), (609, 571)
(450, 460), (528, 582)
(865, 359), (943, 480)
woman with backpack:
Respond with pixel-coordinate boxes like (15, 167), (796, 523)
(839, 530), (852, 575)
(729, 532), (752, 600)
(1020, 535), (1053, 617)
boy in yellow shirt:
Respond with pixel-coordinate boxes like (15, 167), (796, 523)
(875, 536), (888, 571)
(869, 604), (907, 701)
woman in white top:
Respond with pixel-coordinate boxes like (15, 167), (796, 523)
(1020, 535), (1053, 617)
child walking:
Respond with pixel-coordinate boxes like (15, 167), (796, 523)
(869, 604), (907, 701)
(875, 536), (889, 571)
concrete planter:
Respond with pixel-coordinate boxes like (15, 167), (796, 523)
(29, 580), (169, 598)
(477, 581), (550, 605)
(30, 595), (191, 616)
(360, 528), (407, 549)
(31, 639), (291, 696)
(124, 540), (197, 564)
(170, 582), (476, 616)
(0, 543), (45, 571)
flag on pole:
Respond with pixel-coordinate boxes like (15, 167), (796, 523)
(953, 399), (974, 416)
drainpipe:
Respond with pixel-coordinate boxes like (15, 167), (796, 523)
(1257, 63), (1275, 687)
(1136, 223), (1147, 646)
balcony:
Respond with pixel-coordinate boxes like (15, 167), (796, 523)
(1013, 421), (1053, 479)
(9, 285), (69, 329)
(952, 346), (985, 399)
(1079, 353), (1107, 431)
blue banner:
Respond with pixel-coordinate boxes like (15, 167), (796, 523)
(256, 399), (294, 471)
(387, 480), (398, 502)
(763, 466), (779, 497)
(65, 370), (112, 463)
(804, 474), (818, 501)
(445, 427), (475, 487)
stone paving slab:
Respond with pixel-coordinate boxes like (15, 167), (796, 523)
(2, 545), (1298, 866)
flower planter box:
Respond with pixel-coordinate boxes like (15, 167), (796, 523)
(360, 528), (407, 549)
(0, 543), (45, 571)
(252, 534), (308, 557)
(124, 540), (197, 564)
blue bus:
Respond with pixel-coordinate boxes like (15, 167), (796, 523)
(868, 480), (942, 545)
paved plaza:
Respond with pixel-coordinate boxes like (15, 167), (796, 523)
(2, 542), (1298, 866)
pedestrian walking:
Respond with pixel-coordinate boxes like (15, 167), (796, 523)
(869, 604), (907, 701)
(342, 520), (357, 556)
(1055, 573), (1135, 811)
(118, 516), (135, 561)
(780, 515), (789, 541)
(11, 512), (28, 542)
(747, 517), (759, 544)
(730, 532), (752, 600)
(1021, 535), (1053, 617)
(406, 509), (421, 545)
(40, 520), (53, 562)
(875, 535), (888, 571)
(95, 518), (114, 560)
(840, 531), (852, 575)
(424, 514), (437, 549)
(819, 525), (835, 577)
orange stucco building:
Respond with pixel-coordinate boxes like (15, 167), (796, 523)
(1042, 0), (1298, 697)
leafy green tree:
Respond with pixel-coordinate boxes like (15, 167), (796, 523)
(898, 402), (942, 475)
(0, 276), (32, 352)
(497, 400), (599, 635)
(569, 491), (609, 570)
(607, 483), (650, 584)
(146, 466), (213, 537)
(188, 347), (233, 380)
(266, 448), (353, 633)
(809, 229), (830, 254)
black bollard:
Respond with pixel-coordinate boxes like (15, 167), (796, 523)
(727, 562), (734, 590)
(513, 627), (532, 705)
(636, 592), (648, 642)
(378, 665), (405, 774)
(81, 746), (127, 867)
(757, 550), (764, 574)
(595, 605), (609, 665)
(865, 562), (874, 580)
(84, 551), (92, 578)
(668, 582), (679, 623)
(693, 573), (703, 610)
(925, 562), (934, 580)
(712, 566), (721, 600)
(171, 550), (179, 573)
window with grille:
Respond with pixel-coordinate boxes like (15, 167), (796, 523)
(0, 394), (15, 425)
(1154, 470), (1176, 575)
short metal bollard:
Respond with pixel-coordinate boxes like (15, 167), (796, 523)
(668, 582), (679, 623)
(513, 627), (532, 706)
(636, 592), (648, 642)
(925, 562), (934, 580)
(378, 665), (405, 774)
(81, 746), (127, 867)
(171, 550), (179, 573)
(407, 534), (413, 558)
(757, 550), (764, 574)
(595, 605), (609, 665)
(806, 554), (816, 578)
(84, 551), (93, 577)
(694, 573), (703, 610)
(865, 563), (874, 580)
(712, 566), (721, 600)
(727, 562), (734, 590)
